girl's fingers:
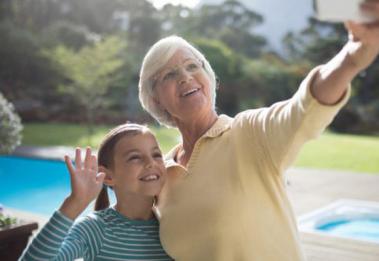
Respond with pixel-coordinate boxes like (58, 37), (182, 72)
(84, 147), (92, 169)
(64, 155), (75, 177)
(96, 172), (106, 184)
(90, 155), (98, 173)
(75, 148), (82, 169)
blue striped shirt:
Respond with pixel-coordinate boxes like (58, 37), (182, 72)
(20, 208), (173, 261)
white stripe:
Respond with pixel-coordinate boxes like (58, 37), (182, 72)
(103, 244), (163, 252)
(47, 222), (68, 235)
(53, 215), (72, 229)
(26, 250), (51, 261)
(42, 228), (64, 242)
(56, 211), (74, 223)
(33, 237), (58, 252)
(30, 243), (57, 258)
(100, 248), (169, 256)
(75, 222), (97, 258)
(39, 232), (62, 246)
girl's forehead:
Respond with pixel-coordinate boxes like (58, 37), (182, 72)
(114, 132), (157, 151)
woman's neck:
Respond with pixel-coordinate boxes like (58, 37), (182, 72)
(114, 194), (154, 220)
(175, 111), (218, 165)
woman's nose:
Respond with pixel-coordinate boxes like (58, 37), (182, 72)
(178, 69), (192, 84)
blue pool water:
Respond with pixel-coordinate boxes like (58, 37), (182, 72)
(0, 156), (70, 216)
(0, 156), (114, 216)
(317, 218), (379, 243)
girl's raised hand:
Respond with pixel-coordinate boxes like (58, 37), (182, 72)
(59, 147), (105, 220)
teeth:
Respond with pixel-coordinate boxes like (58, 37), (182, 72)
(182, 88), (198, 97)
(140, 175), (159, 181)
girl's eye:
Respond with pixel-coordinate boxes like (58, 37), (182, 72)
(128, 155), (141, 161)
(153, 152), (163, 159)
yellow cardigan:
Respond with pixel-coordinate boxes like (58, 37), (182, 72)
(156, 67), (350, 261)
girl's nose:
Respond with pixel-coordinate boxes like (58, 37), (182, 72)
(145, 157), (155, 168)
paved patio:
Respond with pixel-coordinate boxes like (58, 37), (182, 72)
(10, 146), (379, 260)
(285, 168), (379, 261)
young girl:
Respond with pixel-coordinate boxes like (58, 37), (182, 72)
(20, 123), (173, 261)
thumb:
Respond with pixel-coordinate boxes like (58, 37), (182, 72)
(96, 172), (106, 184)
(345, 20), (366, 42)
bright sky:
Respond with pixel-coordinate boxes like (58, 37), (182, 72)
(149, 0), (200, 9)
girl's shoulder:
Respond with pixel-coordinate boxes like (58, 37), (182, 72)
(72, 208), (113, 229)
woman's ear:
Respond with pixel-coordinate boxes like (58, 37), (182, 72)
(153, 96), (160, 106)
(99, 165), (115, 187)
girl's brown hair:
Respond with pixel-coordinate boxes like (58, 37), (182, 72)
(94, 123), (151, 211)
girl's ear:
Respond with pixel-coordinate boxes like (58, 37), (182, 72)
(99, 165), (115, 187)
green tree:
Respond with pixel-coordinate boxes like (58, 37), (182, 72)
(283, 18), (379, 134)
(193, 38), (244, 115)
(0, 21), (64, 121)
(159, 0), (266, 58)
(48, 36), (126, 137)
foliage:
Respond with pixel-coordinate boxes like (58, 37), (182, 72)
(0, 20), (64, 121)
(193, 38), (244, 115)
(0, 93), (23, 154)
(0, 207), (18, 228)
(284, 18), (379, 134)
(0, 214), (18, 228)
(1, 0), (379, 134)
(47, 36), (126, 134)
(22, 123), (180, 153)
(160, 0), (266, 58)
(239, 54), (311, 110)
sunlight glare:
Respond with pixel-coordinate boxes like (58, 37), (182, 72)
(149, 0), (200, 9)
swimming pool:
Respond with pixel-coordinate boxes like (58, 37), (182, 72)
(0, 156), (114, 216)
(298, 199), (379, 244)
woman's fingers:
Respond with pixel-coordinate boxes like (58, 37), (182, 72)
(362, 0), (379, 17)
(75, 148), (82, 169)
(344, 21), (364, 41)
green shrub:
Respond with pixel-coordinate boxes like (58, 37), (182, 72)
(0, 93), (23, 154)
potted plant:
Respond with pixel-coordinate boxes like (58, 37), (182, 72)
(0, 206), (38, 260)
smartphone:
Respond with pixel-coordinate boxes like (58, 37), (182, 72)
(314, 0), (377, 23)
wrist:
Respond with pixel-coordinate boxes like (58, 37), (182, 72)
(59, 196), (88, 220)
(340, 41), (369, 77)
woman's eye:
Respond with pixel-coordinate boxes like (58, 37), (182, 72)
(187, 63), (199, 71)
(163, 71), (177, 81)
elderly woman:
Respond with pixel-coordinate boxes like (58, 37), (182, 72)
(138, 4), (379, 261)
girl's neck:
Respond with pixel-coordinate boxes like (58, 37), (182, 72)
(114, 194), (154, 220)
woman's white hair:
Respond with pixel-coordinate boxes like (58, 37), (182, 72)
(138, 35), (217, 128)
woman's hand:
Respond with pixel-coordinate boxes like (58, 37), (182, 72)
(343, 0), (379, 72)
(311, 0), (379, 105)
(59, 147), (105, 220)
